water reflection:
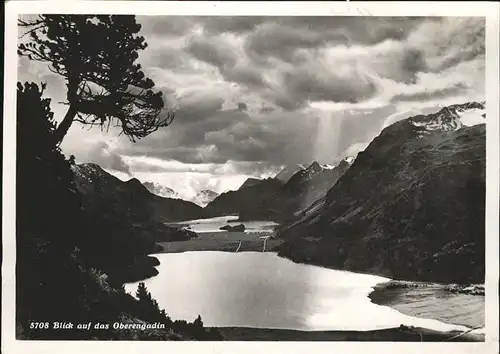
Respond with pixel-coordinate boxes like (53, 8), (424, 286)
(125, 251), (470, 332)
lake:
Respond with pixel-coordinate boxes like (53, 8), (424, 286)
(124, 251), (472, 332)
(169, 215), (279, 233)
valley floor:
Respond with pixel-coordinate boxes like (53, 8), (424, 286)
(158, 231), (283, 253)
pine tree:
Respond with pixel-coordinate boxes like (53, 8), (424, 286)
(18, 15), (174, 145)
(135, 282), (149, 300)
(193, 315), (203, 328)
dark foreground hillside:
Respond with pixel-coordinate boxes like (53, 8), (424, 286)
(15, 82), (222, 340)
(72, 162), (206, 283)
(276, 102), (486, 284)
(74, 164), (205, 224)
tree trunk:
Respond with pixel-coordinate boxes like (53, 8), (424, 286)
(53, 105), (78, 145)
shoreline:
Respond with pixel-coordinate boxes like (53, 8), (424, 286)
(210, 326), (484, 342)
(156, 231), (283, 254)
(128, 229), (485, 341)
(368, 280), (485, 330)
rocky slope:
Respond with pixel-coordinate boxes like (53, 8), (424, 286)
(74, 163), (205, 223)
(239, 177), (262, 189)
(204, 178), (284, 217)
(276, 102), (486, 284)
(72, 163), (203, 281)
(274, 164), (306, 183)
(238, 159), (354, 222)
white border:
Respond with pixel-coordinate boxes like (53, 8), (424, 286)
(3, 2), (499, 354)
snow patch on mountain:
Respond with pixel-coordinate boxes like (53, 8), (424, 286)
(193, 190), (219, 207)
(143, 181), (179, 199)
(344, 156), (356, 164)
(410, 102), (485, 136)
(302, 162), (323, 180)
(458, 107), (486, 127)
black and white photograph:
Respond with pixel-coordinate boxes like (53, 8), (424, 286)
(2, 1), (499, 353)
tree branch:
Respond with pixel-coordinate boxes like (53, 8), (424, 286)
(53, 104), (78, 146)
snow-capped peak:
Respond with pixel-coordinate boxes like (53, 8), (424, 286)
(143, 181), (179, 199)
(301, 161), (324, 180)
(410, 101), (485, 135)
(193, 190), (219, 207)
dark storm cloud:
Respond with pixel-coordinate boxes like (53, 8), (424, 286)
(390, 83), (470, 103)
(243, 17), (431, 63)
(145, 47), (196, 72)
(117, 106), (254, 164)
(244, 23), (348, 63)
(186, 35), (238, 69)
(277, 17), (430, 44)
(221, 64), (268, 89)
(195, 110), (319, 165)
(118, 104), (318, 166)
(17, 14), (485, 185)
(183, 34), (270, 90)
(175, 108), (252, 150)
(200, 17), (267, 34)
(140, 16), (196, 37)
(138, 16), (482, 114)
(399, 48), (428, 83)
(419, 17), (486, 73)
(281, 66), (378, 106)
(111, 16), (486, 173)
(174, 91), (225, 124)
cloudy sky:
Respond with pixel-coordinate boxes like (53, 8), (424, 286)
(18, 16), (485, 200)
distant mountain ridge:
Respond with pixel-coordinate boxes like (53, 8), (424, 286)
(410, 101), (485, 136)
(70, 163), (204, 283)
(239, 158), (355, 222)
(239, 177), (262, 189)
(205, 177), (284, 217)
(203, 158), (355, 222)
(276, 101), (486, 284)
(143, 181), (179, 199)
(73, 163), (205, 223)
(193, 189), (219, 207)
(274, 164), (306, 183)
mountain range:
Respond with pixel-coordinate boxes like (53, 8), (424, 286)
(204, 177), (284, 218)
(274, 164), (306, 183)
(71, 101), (486, 284)
(237, 159), (355, 222)
(142, 181), (219, 207)
(202, 159), (354, 220)
(193, 190), (220, 207)
(73, 163), (206, 225)
(275, 101), (486, 284)
(143, 181), (179, 199)
(238, 177), (262, 189)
